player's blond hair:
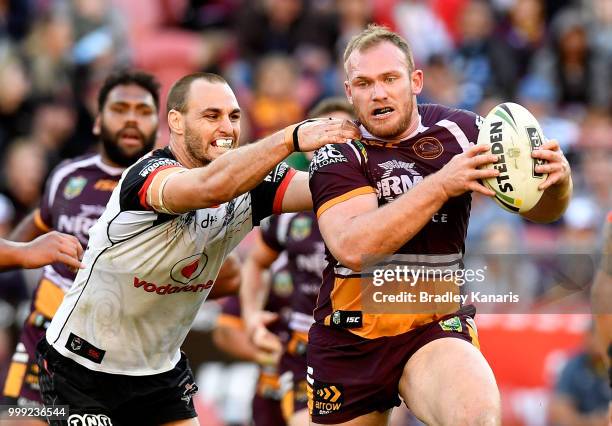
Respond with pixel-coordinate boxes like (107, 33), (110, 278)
(343, 24), (415, 74)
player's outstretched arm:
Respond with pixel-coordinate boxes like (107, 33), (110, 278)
(278, 170), (312, 212)
(0, 231), (84, 271)
(318, 144), (499, 271)
(521, 139), (572, 223)
(162, 119), (360, 214)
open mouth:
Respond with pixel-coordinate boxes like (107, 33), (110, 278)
(372, 107), (394, 117)
(118, 128), (143, 144)
(211, 138), (233, 148)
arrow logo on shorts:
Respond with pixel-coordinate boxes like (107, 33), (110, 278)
(317, 386), (341, 402)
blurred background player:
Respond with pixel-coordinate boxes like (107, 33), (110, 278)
(213, 260), (292, 426)
(1, 69), (160, 424)
(591, 210), (612, 423)
(548, 323), (610, 425)
(242, 97), (354, 426)
(0, 232), (83, 271)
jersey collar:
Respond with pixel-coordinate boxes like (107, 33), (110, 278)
(96, 155), (125, 176)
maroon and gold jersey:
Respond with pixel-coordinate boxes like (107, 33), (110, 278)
(309, 104), (480, 339)
(32, 154), (124, 317)
(261, 212), (325, 336)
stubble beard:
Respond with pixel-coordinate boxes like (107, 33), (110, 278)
(357, 98), (414, 140)
(184, 124), (211, 167)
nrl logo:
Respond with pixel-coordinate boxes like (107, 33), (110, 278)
(70, 336), (83, 351)
(63, 176), (88, 200)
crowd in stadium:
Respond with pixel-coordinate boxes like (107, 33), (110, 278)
(0, 0), (610, 425)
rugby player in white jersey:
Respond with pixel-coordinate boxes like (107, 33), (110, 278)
(36, 72), (360, 426)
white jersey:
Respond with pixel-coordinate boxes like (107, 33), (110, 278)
(47, 147), (296, 375)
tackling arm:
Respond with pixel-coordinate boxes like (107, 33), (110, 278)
(160, 120), (359, 214)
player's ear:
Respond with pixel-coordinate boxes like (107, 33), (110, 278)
(344, 81), (353, 104)
(92, 115), (101, 136)
(168, 109), (184, 135)
(411, 69), (424, 95)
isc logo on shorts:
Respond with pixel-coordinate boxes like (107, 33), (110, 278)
(68, 414), (113, 425)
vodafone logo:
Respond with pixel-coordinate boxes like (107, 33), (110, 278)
(170, 253), (208, 284)
(133, 277), (213, 295)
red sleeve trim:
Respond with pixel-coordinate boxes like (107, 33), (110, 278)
(137, 165), (183, 210)
(272, 168), (297, 214)
(607, 211), (612, 223)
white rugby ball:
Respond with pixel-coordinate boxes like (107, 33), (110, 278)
(477, 102), (548, 213)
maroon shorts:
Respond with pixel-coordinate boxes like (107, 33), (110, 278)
(279, 332), (309, 420)
(252, 393), (285, 426)
(306, 306), (479, 424)
(2, 315), (48, 405)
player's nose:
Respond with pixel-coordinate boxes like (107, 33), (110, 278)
(218, 115), (233, 133)
(371, 82), (388, 100)
(123, 108), (138, 124)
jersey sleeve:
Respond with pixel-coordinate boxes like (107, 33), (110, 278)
(37, 159), (73, 232)
(309, 143), (376, 218)
(260, 215), (284, 252)
(451, 108), (482, 148)
(249, 162), (297, 226)
(119, 156), (185, 212)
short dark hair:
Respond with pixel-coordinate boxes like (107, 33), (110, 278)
(166, 72), (228, 114)
(308, 97), (354, 119)
(97, 70), (161, 112)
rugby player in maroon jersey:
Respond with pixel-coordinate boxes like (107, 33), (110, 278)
(306, 25), (572, 425)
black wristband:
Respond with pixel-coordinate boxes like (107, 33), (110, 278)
(292, 119), (316, 152)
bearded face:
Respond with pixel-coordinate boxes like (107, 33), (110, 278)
(100, 121), (156, 167)
(95, 84), (159, 167)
